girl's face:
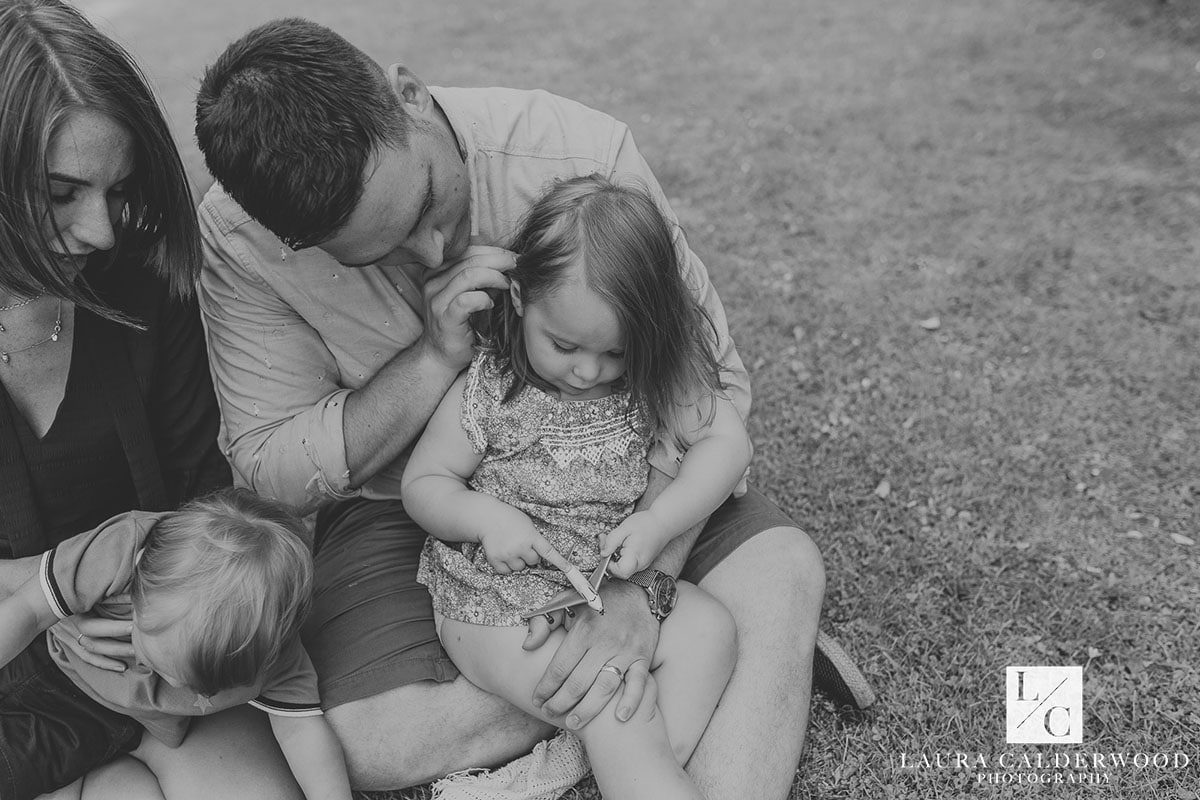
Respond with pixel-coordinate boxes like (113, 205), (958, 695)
(44, 108), (134, 275)
(514, 261), (626, 400)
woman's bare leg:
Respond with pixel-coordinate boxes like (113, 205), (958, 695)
(131, 705), (302, 800)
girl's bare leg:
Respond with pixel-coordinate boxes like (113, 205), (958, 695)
(440, 581), (735, 800)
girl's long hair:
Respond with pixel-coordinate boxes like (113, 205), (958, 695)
(0, 0), (200, 323)
(486, 173), (725, 442)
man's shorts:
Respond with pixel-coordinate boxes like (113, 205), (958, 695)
(0, 638), (143, 800)
(302, 486), (796, 709)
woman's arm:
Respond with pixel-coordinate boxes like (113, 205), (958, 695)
(269, 714), (352, 800)
(0, 556), (38, 599)
(0, 573), (57, 667)
(602, 396), (752, 577)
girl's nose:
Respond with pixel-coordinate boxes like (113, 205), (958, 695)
(573, 358), (600, 382)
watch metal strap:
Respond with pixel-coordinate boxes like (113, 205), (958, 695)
(627, 568), (658, 588)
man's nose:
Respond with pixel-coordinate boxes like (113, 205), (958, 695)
(411, 228), (446, 269)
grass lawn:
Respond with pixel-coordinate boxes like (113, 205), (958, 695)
(76, 0), (1199, 797)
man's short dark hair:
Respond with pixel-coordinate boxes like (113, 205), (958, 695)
(195, 18), (410, 249)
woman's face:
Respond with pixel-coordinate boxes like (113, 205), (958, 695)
(44, 109), (134, 274)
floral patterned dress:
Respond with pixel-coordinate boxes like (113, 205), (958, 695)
(417, 352), (652, 626)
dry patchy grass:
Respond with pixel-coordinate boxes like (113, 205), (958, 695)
(76, 0), (1199, 796)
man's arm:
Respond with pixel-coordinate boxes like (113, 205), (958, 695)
(199, 198), (512, 508)
(342, 249), (511, 483)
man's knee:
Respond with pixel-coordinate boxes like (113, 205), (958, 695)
(779, 526), (825, 607)
(708, 525), (824, 611)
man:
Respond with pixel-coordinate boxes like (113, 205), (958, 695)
(194, 18), (866, 799)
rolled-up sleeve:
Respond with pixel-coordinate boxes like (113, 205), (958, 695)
(607, 127), (752, 477)
(197, 201), (356, 512)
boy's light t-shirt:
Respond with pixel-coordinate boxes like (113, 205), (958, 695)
(37, 510), (322, 747)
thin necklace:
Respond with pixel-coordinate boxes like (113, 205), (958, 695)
(0, 299), (62, 365)
(0, 292), (44, 327)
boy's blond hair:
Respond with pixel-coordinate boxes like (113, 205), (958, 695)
(130, 488), (312, 696)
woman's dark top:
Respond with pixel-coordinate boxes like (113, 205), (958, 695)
(0, 258), (231, 557)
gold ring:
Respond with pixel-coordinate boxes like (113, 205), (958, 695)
(599, 664), (624, 681)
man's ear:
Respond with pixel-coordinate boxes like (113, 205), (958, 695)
(510, 282), (524, 316)
(387, 64), (433, 116)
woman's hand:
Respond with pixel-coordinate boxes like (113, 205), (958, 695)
(524, 579), (658, 729)
(48, 612), (134, 672)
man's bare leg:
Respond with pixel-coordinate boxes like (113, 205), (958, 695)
(325, 677), (554, 790)
(689, 526), (825, 800)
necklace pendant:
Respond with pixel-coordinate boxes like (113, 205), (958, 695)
(50, 333), (59, 342)
(0, 353), (9, 364)
(0, 322), (5, 332)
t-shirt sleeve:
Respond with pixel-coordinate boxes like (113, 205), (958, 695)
(39, 511), (164, 620)
(247, 637), (323, 718)
(460, 352), (505, 454)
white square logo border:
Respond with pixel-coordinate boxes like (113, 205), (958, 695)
(1006, 666), (1083, 744)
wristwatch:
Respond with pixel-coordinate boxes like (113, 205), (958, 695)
(627, 569), (678, 621)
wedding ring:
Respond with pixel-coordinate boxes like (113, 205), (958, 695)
(76, 632), (86, 647)
(599, 664), (625, 681)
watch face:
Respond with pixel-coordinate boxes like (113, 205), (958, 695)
(654, 576), (678, 617)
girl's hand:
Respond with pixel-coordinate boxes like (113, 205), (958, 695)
(599, 510), (671, 579)
(480, 522), (556, 574)
(49, 612), (134, 672)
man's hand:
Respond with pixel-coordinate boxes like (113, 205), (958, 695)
(525, 579), (658, 729)
(49, 612), (134, 672)
(418, 245), (514, 370)
(599, 510), (671, 579)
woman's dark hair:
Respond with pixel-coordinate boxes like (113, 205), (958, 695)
(0, 0), (201, 323)
(487, 173), (725, 441)
(195, 18), (411, 249)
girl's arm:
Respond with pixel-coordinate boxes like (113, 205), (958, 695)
(0, 573), (58, 667)
(602, 395), (752, 577)
(269, 714), (352, 800)
(401, 373), (558, 573)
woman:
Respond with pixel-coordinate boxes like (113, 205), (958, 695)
(0, 2), (303, 798)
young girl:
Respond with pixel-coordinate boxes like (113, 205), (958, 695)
(0, 489), (351, 800)
(401, 174), (754, 800)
